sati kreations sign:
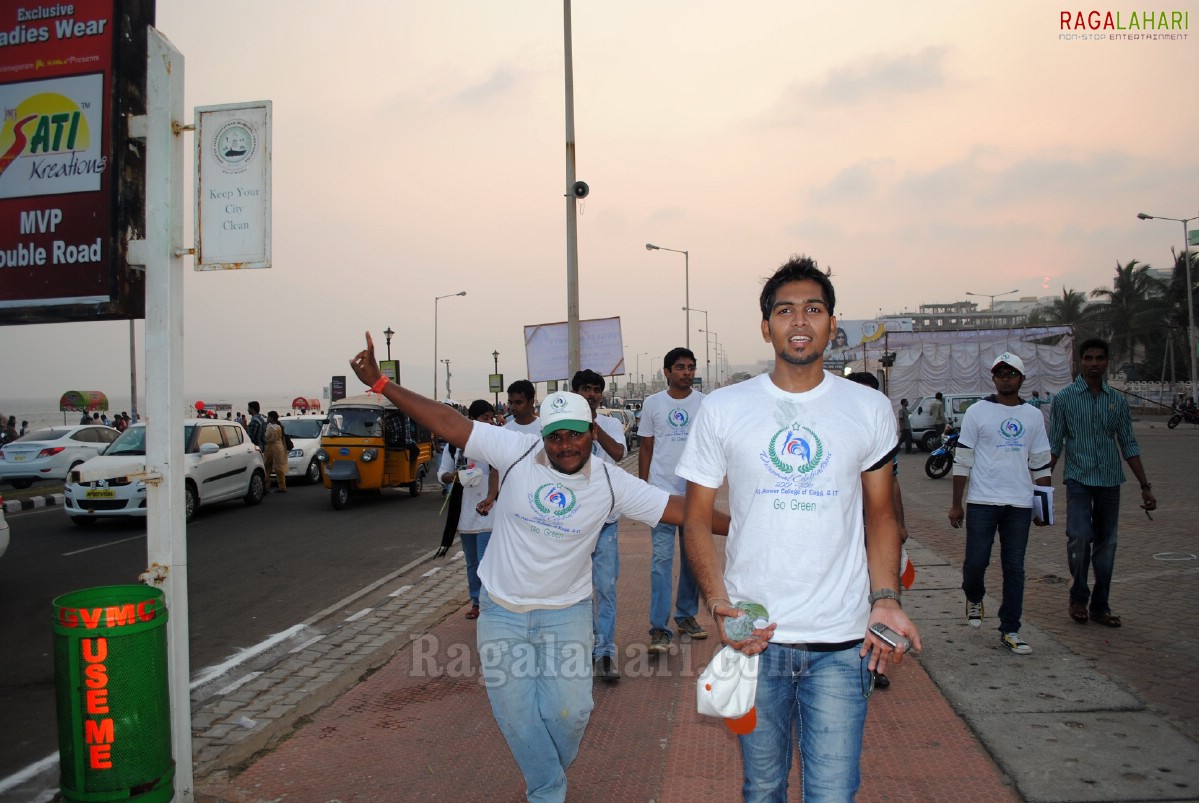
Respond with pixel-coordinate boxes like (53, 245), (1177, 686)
(0, 0), (153, 324)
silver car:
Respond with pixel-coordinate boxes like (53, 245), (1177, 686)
(0, 425), (121, 489)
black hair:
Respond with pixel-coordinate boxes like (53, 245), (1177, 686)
(759, 254), (836, 320)
(506, 379), (535, 401)
(571, 369), (606, 392)
(248, 401), (260, 413)
(467, 399), (495, 420)
(663, 348), (696, 371)
(845, 371), (879, 390)
(1078, 337), (1109, 358)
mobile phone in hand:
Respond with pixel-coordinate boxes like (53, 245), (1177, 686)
(869, 623), (912, 652)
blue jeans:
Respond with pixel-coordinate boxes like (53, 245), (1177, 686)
(962, 503), (1031, 633)
(1064, 480), (1121, 614)
(739, 643), (870, 802)
(462, 531), (491, 606)
(477, 589), (594, 803)
(591, 520), (619, 660)
(649, 523), (700, 637)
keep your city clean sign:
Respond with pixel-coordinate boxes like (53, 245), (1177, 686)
(195, 100), (271, 270)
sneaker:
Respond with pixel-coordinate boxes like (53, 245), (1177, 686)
(648, 629), (671, 654)
(966, 601), (984, 628)
(593, 656), (620, 682)
(1001, 632), (1032, 655)
(676, 616), (708, 640)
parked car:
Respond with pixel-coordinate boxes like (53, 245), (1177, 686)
(63, 420), (266, 525)
(0, 425), (121, 488)
(0, 493), (9, 559)
(280, 414), (326, 483)
(907, 393), (984, 451)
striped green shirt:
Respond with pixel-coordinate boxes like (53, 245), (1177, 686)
(1048, 376), (1141, 486)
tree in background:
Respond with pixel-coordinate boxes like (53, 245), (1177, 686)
(1088, 259), (1166, 377)
(1027, 288), (1101, 375)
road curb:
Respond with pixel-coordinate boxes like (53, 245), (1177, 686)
(2, 493), (64, 513)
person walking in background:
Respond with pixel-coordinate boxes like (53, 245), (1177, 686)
(679, 255), (919, 801)
(263, 411), (288, 493)
(572, 369), (628, 681)
(347, 332), (728, 803)
(438, 400), (499, 620)
(948, 352), (1051, 655)
(1049, 338), (1156, 628)
(19, 420), (28, 437)
(638, 347), (708, 653)
(503, 380), (540, 435)
(929, 391), (947, 437)
(898, 398), (914, 453)
(246, 401), (266, 449)
(4, 416), (19, 442)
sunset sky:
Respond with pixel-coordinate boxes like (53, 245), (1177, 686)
(3, 0), (1197, 406)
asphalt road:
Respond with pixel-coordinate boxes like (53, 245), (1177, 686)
(0, 477), (447, 781)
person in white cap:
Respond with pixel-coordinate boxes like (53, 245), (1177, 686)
(947, 351), (1052, 654)
(348, 332), (726, 803)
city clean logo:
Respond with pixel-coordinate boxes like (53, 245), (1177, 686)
(531, 483), (579, 518)
(999, 418), (1025, 440)
(668, 408), (689, 428)
(211, 119), (258, 174)
(762, 424), (829, 485)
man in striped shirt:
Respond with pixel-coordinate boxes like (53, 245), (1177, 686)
(1049, 338), (1157, 628)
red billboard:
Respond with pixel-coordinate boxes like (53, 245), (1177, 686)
(0, 0), (153, 324)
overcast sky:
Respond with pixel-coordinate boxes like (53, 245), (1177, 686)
(3, 0), (1197, 407)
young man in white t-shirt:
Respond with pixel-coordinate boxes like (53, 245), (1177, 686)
(503, 379), (540, 435)
(677, 256), (921, 801)
(348, 333), (727, 803)
(637, 347), (708, 652)
(572, 369), (628, 681)
(948, 352), (1052, 654)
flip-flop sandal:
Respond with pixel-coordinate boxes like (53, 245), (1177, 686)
(1069, 603), (1088, 624)
(465, 606), (480, 620)
(1090, 612), (1121, 627)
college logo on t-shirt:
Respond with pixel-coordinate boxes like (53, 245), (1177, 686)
(762, 424), (829, 485)
(531, 483), (579, 518)
(999, 418), (1025, 440)
(668, 408), (689, 428)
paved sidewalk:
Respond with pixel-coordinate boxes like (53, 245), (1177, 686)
(175, 423), (1199, 800)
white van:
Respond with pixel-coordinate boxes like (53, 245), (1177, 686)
(907, 393), (985, 451)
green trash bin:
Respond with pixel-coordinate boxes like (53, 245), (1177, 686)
(52, 584), (175, 803)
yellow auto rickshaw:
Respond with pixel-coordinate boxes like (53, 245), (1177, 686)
(317, 394), (433, 510)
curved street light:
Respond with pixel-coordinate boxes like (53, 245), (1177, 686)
(1138, 211), (1199, 404)
(647, 243), (690, 349)
(433, 291), (466, 401)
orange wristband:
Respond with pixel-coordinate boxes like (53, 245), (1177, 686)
(370, 376), (389, 394)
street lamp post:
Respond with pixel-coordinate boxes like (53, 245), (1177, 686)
(433, 291), (466, 401)
(1138, 211), (1198, 404)
(684, 306), (710, 390)
(699, 328), (719, 387)
(966, 289), (1019, 312)
(646, 243), (689, 350)
(635, 351), (649, 395)
(383, 326), (394, 361)
(492, 350), (500, 407)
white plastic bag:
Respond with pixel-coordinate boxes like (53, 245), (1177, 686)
(697, 645), (759, 732)
(457, 462), (485, 488)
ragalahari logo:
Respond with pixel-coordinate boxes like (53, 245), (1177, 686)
(0, 92), (95, 180)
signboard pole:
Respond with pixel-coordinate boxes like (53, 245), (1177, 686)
(140, 29), (193, 800)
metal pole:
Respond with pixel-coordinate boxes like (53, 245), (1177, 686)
(492, 350), (500, 407)
(128, 319), (138, 421)
(433, 297), (439, 401)
(443, 359), (452, 400)
(563, 0), (581, 375)
(684, 250), (690, 351)
(1184, 219), (1196, 405)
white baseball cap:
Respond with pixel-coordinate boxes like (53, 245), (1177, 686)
(540, 391), (592, 437)
(991, 352), (1025, 375)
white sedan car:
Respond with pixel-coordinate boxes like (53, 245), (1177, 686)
(0, 425), (121, 489)
(64, 420), (266, 525)
(280, 414), (326, 483)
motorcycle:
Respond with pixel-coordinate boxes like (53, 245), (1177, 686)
(1167, 399), (1199, 429)
(925, 426), (958, 480)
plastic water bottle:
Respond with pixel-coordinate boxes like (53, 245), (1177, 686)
(724, 601), (769, 641)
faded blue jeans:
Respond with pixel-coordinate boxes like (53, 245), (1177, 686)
(962, 503), (1032, 633)
(477, 589), (594, 803)
(649, 523), (700, 638)
(462, 531), (492, 607)
(739, 643), (871, 802)
(591, 520), (619, 660)
(1064, 480), (1122, 615)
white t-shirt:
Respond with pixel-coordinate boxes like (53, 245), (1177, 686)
(636, 388), (706, 494)
(957, 398), (1050, 507)
(437, 445), (493, 534)
(593, 413), (627, 524)
(676, 372), (896, 643)
(466, 422), (669, 608)
(504, 417), (541, 436)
